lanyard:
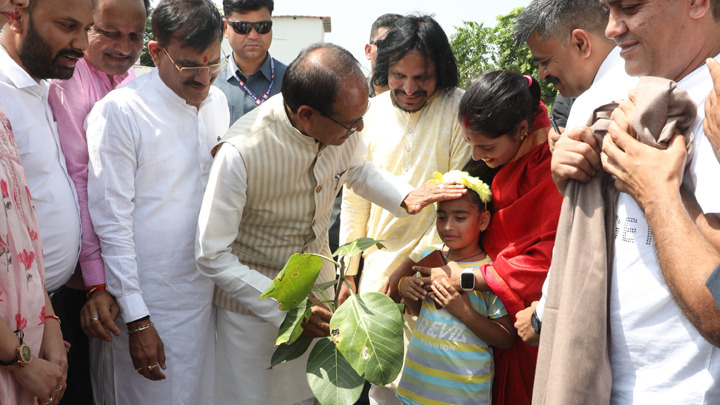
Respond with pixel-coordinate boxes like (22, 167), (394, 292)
(232, 55), (275, 106)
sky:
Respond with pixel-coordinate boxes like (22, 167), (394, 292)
(152, 0), (532, 71)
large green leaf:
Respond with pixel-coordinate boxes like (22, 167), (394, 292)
(332, 237), (385, 259)
(276, 298), (313, 346)
(330, 292), (404, 386)
(270, 334), (313, 369)
(306, 337), (365, 405)
(260, 253), (323, 310)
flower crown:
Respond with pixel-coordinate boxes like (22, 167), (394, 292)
(429, 170), (492, 204)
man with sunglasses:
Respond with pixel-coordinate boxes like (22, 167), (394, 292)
(214, 0), (286, 124)
(84, 0), (229, 403)
(46, 1), (149, 403)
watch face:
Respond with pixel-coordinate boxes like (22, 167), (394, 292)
(19, 344), (31, 364)
(461, 271), (474, 290)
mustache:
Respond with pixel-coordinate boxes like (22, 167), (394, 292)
(105, 50), (135, 59)
(57, 49), (85, 60)
(545, 75), (560, 85)
(394, 89), (427, 98)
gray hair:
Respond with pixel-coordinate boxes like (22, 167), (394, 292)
(514, 0), (608, 46)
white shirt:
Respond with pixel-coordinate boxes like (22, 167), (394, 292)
(609, 54), (720, 405)
(87, 69), (230, 323)
(0, 46), (81, 291)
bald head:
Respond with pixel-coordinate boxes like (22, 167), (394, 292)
(282, 43), (366, 115)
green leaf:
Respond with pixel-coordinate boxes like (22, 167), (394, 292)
(330, 292), (404, 386)
(259, 253), (323, 310)
(312, 280), (339, 294)
(276, 298), (313, 346)
(306, 337), (365, 405)
(270, 334), (313, 369)
(332, 237), (385, 258)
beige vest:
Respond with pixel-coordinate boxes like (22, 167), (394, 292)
(212, 97), (357, 314)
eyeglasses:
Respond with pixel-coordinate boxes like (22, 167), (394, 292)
(226, 20), (272, 35)
(319, 110), (364, 136)
(162, 47), (228, 78)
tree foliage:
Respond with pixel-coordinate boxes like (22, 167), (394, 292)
(450, 7), (557, 107)
(139, 6), (154, 67)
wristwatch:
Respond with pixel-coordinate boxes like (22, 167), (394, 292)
(530, 310), (542, 334)
(460, 268), (475, 292)
(0, 331), (32, 368)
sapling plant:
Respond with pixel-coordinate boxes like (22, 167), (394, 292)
(260, 237), (405, 405)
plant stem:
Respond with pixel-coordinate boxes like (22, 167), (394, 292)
(334, 257), (345, 309)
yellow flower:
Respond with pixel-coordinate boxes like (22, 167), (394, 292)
(429, 170), (492, 203)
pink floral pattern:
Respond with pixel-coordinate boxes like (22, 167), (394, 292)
(0, 109), (46, 404)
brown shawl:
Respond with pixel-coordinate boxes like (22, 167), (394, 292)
(532, 76), (696, 405)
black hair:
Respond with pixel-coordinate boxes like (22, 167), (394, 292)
(282, 43), (365, 115)
(223, 0), (273, 17)
(369, 13), (402, 42)
(372, 15), (458, 92)
(143, 0), (150, 14)
(459, 70), (541, 139)
(151, 0), (224, 50)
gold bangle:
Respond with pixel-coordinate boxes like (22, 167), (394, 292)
(397, 276), (408, 297)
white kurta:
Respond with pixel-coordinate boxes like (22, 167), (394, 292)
(86, 69), (230, 405)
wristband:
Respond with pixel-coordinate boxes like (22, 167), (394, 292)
(86, 284), (106, 297)
(44, 315), (61, 325)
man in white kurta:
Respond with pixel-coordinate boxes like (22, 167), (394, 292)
(196, 43), (463, 405)
(86, 1), (228, 403)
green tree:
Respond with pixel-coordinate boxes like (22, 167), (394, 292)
(139, 6), (154, 67)
(450, 7), (557, 107)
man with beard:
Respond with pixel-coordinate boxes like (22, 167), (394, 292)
(0, 0), (88, 391)
(213, 0), (286, 125)
(85, 0), (228, 403)
(46, 0), (148, 403)
(338, 15), (469, 404)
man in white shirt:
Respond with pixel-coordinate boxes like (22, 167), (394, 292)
(196, 42), (465, 405)
(549, 0), (720, 403)
(0, 0), (85, 297)
(0, 1), (89, 400)
(86, 0), (229, 403)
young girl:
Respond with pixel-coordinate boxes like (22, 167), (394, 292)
(395, 170), (516, 405)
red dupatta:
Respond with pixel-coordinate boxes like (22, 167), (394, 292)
(481, 104), (562, 405)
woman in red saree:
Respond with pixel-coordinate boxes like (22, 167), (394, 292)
(458, 71), (562, 405)
(386, 71), (561, 405)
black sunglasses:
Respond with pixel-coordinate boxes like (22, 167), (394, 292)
(227, 20), (272, 35)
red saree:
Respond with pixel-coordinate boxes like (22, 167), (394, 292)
(481, 134), (562, 404)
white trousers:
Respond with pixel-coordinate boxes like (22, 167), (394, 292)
(215, 307), (315, 405)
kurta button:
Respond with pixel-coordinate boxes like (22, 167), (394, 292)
(316, 185), (322, 193)
(303, 246), (309, 252)
(312, 219), (317, 226)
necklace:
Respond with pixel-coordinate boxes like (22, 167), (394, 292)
(438, 244), (485, 264)
(232, 54), (275, 106)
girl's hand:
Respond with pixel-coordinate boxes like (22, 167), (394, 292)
(11, 356), (64, 405)
(430, 278), (470, 317)
(399, 277), (426, 302)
